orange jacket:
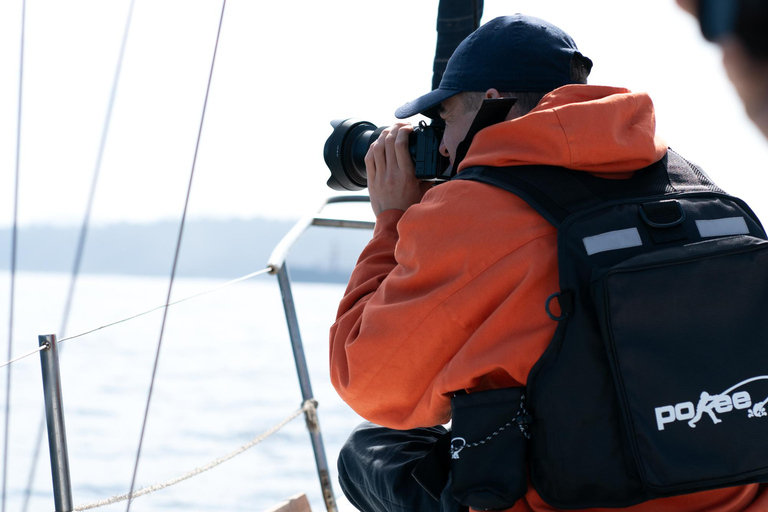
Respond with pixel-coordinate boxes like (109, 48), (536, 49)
(329, 85), (764, 511)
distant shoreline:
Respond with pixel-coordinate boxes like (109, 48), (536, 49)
(0, 218), (371, 284)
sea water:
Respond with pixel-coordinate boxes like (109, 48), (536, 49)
(0, 271), (363, 511)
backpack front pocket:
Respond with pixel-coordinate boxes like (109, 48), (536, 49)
(593, 235), (768, 493)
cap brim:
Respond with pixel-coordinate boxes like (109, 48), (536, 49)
(394, 87), (461, 119)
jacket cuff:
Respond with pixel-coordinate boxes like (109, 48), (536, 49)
(374, 209), (405, 239)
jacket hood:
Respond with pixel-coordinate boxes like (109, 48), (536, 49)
(458, 85), (668, 177)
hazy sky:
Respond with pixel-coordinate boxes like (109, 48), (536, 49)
(1, 0), (767, 228)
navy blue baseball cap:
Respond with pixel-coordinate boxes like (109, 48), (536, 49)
(395, 14), (592, 119)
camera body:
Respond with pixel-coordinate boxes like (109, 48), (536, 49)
(323, 118), (451, 191)
(410, 121), (451, 182)
(699, 0), (768, 58)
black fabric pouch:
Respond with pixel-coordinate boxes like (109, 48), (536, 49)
(450, 387), (529, 510)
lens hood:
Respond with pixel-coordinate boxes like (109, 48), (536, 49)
(323, 119), (381, 191)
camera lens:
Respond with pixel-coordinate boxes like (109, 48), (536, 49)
(323, 119), (386, 191)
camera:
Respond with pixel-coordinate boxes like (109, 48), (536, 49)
(323, 119), (451, 191)
(699, 0), (768, 58)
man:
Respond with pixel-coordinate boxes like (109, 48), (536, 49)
(329, 14), (767, 512)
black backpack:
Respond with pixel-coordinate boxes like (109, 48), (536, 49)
(450, 149), (768, 509)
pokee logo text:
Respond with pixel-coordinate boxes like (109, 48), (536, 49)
(654, 376), (768, 431)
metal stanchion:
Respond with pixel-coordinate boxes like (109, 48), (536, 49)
(38, 334), (73, 512)
(275, 265), (338, 512)
(267, 197), (372, 512)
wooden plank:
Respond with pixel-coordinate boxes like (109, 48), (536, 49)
(264, 493), (312, 512)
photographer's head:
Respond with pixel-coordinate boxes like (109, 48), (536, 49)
(436, 58), (591, 165)
(395, 14), (592, 164)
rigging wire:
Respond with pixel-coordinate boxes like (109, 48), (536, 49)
(21, 0), (138, 509)
(0, 267), (271, 370)
(126, 1), (228, 509)
(2, 1), (26, 511)
(0, 346), (45, 372)
(58, 267), (271, 343)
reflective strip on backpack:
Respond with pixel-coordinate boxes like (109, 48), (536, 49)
(583, 228), (643, 256)
(696, 217), (749, 238)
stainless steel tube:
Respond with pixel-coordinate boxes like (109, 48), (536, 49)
(275, 265), (338, 512)
(38, 334), (73, 512)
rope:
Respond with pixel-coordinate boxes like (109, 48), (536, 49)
(126, 1), (228, 509)
(72, 400), (315, 511)
(3, 1), (26, 510)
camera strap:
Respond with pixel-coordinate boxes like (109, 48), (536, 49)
(451, 97), (517, 176)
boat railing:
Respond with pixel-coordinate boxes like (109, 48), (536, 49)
(3, 195), (373, 512)
(266, 195), (373, 512)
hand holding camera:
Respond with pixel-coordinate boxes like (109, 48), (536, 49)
(323, 119), (450, 192)
(365, 123), (434, 217)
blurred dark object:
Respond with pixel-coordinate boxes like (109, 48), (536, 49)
(433, 0), (484, 90)
(699, 0), (768, 58)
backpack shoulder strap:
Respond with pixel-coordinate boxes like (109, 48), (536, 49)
(451, 150), (722, 228)
(665, 148), (725, 193)
(452, 164), (601, 227)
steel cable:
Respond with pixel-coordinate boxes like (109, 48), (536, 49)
(57, 267), (271, 344)
(0, 267), (271, 371)
(125, 1), (228, 509)
(2, 1), (26, 511)
(20, 1), (138, 509)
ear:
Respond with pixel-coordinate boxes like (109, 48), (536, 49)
(484, 88), (503, 100)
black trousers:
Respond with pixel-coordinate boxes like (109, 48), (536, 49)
(337, 422), (468, 512)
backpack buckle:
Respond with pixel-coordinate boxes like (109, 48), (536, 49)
(640, 200), (685, 229)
